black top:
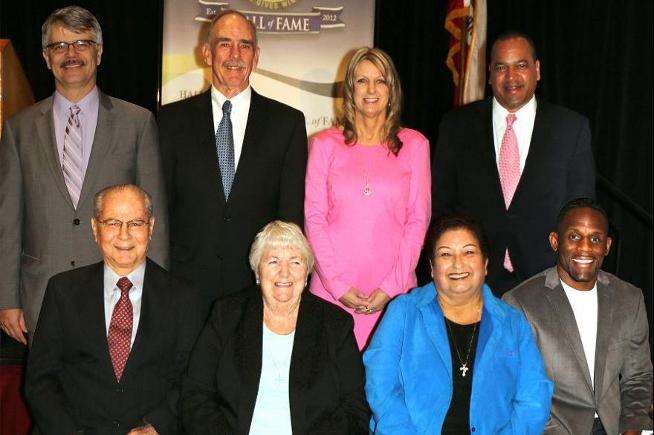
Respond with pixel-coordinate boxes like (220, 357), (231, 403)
(441, 319), (480, 435)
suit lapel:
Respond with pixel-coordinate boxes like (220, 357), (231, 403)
(235, 292), (263, 433)
(544, 273), (594, 392)
(419, 297), (453, 377)
(121, 260), (156, 381)
(229, 90), (265, 204)
(592, 276), (613, 400)
(288, 294), (323, 433)
(78, 92), (115, 208)
(196, 90), (227, 204)
(76, 263), (116, 381)
(35, 98), (75, 208)
(511, 99), (551, 208)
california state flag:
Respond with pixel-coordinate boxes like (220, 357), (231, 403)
(445, 0), (487, 106)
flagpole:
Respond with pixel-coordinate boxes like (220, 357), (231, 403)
(457, 15), (472, 106)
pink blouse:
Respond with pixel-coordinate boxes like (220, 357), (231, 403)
(305, 127), (431, 348)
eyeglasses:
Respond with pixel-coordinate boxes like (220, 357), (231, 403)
(44, 39), (98, 54)
(97, 219), (150, 232)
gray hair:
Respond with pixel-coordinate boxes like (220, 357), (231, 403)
(42, 6), (103, 49)
(206, 10), (258, 48)
(249, 221), (314, 276)
(93, 184), (153, 220)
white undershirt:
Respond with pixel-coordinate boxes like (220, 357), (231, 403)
(492, 95), (537, 173)
(210, 85), (251, 169)
(561, 280), (598, 389)
(249, 323), (295, 435)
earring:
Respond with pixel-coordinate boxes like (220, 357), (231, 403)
(256, 277), (260, 285)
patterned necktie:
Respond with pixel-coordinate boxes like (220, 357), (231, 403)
(108, 277), (133, 383)
(216, 100), (235, 199)
(498, 114), (520, 272)
(62, 105), (84, 208)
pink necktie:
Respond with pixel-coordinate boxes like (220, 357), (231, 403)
(108, 277), (133, 382)
(498, 114), (520, 272)
(62, 105), (84, 208)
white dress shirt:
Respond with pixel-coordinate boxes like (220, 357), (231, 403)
(210, 85), (252, 170)
(492, 95), (537, 173)
(103, 262), (146, 346)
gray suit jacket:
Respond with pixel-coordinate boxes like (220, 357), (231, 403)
(0, 91), (169, 331)
(503, 267), (653, 434)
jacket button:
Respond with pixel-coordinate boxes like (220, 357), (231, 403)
(73, 218), (80, 225)
(70, 261), (76, 267)
(223, 216), (232, 223)
(471, 427), (476, 432)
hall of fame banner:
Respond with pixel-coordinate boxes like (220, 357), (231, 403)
(161, 0), (375, 135)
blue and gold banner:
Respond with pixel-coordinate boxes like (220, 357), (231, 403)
(195, 2), (345, 33)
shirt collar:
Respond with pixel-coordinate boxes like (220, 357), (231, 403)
(54, 86), (100, 117)
(492, 94), (537, 121)
(211, 85), (251, 111)
(103, 261), (146, 293)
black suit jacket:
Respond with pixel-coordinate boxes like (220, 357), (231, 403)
(158, 90), (307, 306)
(180, 287), (370, 434)
(25, 259), (203, 435)
(432, 98), (595, 294)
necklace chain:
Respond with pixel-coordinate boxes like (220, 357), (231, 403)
(444, 318), (477, 377)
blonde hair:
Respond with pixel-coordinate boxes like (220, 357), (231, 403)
(249, 221), (314, 275)
(341, 47), (403, 155)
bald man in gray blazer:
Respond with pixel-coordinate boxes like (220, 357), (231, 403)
(0, 6), (168, 344)
(504, 198), (652, 435)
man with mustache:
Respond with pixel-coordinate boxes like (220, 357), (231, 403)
(0, 6), (168, 345)
(158, 10), (307, 308)
(504, 198), (652, 434)
(432, 31), (595, 295)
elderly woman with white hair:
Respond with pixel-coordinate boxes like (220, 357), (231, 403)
(181, 220), (370, 434)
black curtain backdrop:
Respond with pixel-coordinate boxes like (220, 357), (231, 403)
(376, 0), (653, 329)
(1, 0), (651, 325)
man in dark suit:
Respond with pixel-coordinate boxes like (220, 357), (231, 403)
(432, 31), (595, 295)
(158, 10), (307, 307)
(0, 6), (168, 345)
(25, 184), (202, 435)
(503, 198), (652, 434)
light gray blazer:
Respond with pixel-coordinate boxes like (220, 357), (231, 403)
(0, 91), (169, 331)
(503, 267), (652, 434)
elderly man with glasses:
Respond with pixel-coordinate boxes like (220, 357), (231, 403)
(25, 184), (202, 435)
(0, 5), (168, 345)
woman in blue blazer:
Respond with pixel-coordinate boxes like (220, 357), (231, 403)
(364, 214), (552, 434)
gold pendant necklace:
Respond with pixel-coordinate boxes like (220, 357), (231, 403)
(444, 318), (477, 377)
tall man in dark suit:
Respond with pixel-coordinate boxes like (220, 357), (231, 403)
(432, 31), (595, 295)
(504, 198), (652, 435)
(158, 10), (307, 306)
(26, 184), (202, 435)
(0, 6), (168, 345)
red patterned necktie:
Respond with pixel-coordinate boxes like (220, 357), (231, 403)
(108, 277), (133, 382)
(498, 113), (520, 272)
